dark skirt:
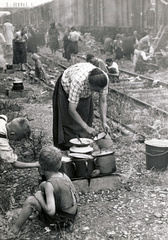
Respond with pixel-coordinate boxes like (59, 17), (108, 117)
(135, 57), (158, 73)
(69, 41), (78, 54)
(53, 75), (93, 150)
(27, 37), (37, 53)
(115, 47), (123, 60)
(13, 41), (27, 64)
(63, 37), (71, 61)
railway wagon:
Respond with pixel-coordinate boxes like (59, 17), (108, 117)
(0, 0), (165, 38)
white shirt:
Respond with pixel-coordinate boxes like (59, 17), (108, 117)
(69, 31), (81, 42)
(0, 115), (17, 164)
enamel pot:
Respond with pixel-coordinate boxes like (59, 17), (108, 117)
(60, 156), (76, 179)
(12, 80), (24, 91)
(70, 154), (95, 178)
(94, 132), (113, 150)
(92, 150), (116, 174)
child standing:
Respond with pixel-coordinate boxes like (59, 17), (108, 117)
(0, 114), (39, 173)
(8, 145), (78, 238)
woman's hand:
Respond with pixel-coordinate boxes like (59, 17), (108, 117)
(85, 125), (97, 137)
(102, 122), (110, 133)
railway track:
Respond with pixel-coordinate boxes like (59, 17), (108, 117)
(28, 52), (168, 141)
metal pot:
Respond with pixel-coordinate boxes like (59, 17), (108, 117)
(92, 150), (116, 174)
(70, 153), (94, 178)
(94, 132), (113, 150)
(60, 156), (76, 179)
(12, 80), (24, 91)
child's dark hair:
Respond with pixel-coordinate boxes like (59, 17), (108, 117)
(18, 118), (31, 139)
(39, 146), (62, 172)
(88, 68), (107, 88)
(86, 54), (94, 62)
(106, 58), (113, 63)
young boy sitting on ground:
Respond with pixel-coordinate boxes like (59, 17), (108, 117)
(0, 114), (39, 173)
(106, 58), (119, 82)
(8, 145), (78, 238)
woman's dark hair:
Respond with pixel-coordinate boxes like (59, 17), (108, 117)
(106, 58), (113, 63)
(71, 26), (76, 31)
(89, 68), (107, 88)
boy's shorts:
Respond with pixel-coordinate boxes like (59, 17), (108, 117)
(38, 209), (77, 229)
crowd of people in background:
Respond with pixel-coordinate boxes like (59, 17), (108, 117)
(1, 18), (168, 77)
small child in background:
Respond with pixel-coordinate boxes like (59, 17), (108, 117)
(8, 145), (78, 238)
(0, 114), (39, 174)
(106, 58), (119, 82)
(31, 53), (48, 84)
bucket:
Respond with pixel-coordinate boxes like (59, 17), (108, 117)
(145, 139), (168, 170)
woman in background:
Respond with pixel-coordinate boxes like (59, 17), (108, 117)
(13, 27), (28, 71)
(63, 27), (71, 61)
(27, 25), (37, 54)
(48, 22), (59, 55)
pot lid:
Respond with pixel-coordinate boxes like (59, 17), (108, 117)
(13, 81), (23, 84)
(70, 146), (93, 153)
(92, 149), (115, 157)
(70, 138), (93, 146)
(94, 132), (106, 141)
(145, 139), (168, 147)
(69, 153), (93, 159)
(13, 77), (23, 83)
(61, 156), (71, 162)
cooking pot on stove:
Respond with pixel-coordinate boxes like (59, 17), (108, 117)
(12, 80), (24, 91)
(92, 149), (116, 174)
(94, 132), (113, 150)
(69, 153), (95, 178)
(59, 156), (76, 179)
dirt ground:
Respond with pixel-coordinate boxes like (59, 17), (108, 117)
(1, 47), (168, 240)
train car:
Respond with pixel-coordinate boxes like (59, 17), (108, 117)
(0, 0), (166, 39)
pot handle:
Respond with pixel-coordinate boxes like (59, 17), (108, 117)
(84, 161), (88, 171)
(72, 162), (76, 172)
(94, 158), (100, 168)
(141, 150), (168, 157)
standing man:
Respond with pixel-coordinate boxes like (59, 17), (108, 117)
(68, 26), (81, 64)
(3, 19), (14, 53)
